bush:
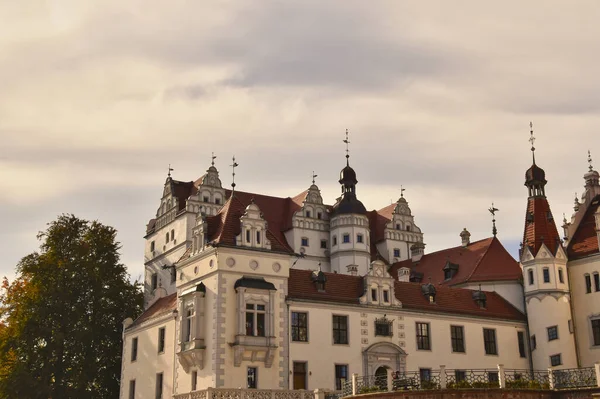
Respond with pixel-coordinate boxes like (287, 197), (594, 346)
(358, 386), (382, 394)
(421, 381), (440, 390)
(447, 380), (473, 389)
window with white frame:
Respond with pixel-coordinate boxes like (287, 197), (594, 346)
(357, 234), (363, 243)
(184, 308), (195, 342)
(301, 237), (309, 247)
(343, 234), (350, 243)
(245, 303), (266, 337)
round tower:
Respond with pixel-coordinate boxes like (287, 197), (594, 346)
(520, 125), (577, 370)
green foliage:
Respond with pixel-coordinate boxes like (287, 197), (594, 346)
(471, 381), (499, 389)
(447, 380), (473, 389)
(420, 380), (440, 390)
(0, 215), (143, 399)
(505, 379), (551, 390)
(358, 386), (383, 394)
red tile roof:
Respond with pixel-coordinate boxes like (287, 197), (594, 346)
(522, 197), (562, 257)
(389, 237), (522, 286)
(131, 293), (177, 328)
(287, 269), (525, 321)
(568, 195), (600, 260)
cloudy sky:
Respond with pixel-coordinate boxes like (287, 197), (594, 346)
(2, 1), (599, 282)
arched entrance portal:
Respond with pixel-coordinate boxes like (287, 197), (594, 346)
(374, 366), (388, 390)
(362, 342), (407, 377)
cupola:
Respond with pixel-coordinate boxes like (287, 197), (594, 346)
(460, 228), (471, 247)
(331, 130), (367, 217)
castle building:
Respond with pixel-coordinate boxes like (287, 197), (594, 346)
(119, 132), (600, 399)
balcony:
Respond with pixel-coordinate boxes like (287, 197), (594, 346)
(231, 335), (277, 367)
(177, 338), (206, 372)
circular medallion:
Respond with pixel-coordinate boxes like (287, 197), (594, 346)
(194, 266), (198, 275)
(272, 262), (281, 272)
(209, 259), (214, 268)
(250, 260), (259, 270)
(226, 257), (236, 267)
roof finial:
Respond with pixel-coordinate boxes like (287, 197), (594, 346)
(211, 152), (217, 166)
(168, 164), (174, 177)
(312, 171), (318, 185)
(400, 185), (406, 198)
(588, 150), (593, 172)
(489, 203), (499, 237)
(529, 121), (536, 165)
(343, 129), (350, 166)
(230, 156), (239, 192)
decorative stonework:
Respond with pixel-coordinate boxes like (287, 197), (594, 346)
(250, 260), (259, 270)
(226, 257), (236, 267)
(272, 262), (281, 272)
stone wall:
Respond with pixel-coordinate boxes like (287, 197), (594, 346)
(356, 388), (600, 399)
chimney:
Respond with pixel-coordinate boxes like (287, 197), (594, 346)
(411, 243), (425, 263)
(460, 228), (471, 247)
(397, 267), (410, 282)
(346, 264), (358, 276)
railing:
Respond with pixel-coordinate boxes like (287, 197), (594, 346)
(175, 388), (314, 399)
(504, 369), (550, 390)
(445, 369), (499, 389)
(553, 367), (597, 389)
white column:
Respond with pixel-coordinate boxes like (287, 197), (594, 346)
(595, 362), (600, 388)
(439, 365), (447, 389)
(386, 369), (394, 392)
(497, 364), (505, 389)
(548, 368), (555, 390)
(351, 374), (358, 396)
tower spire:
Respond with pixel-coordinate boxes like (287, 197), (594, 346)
(343, 129), (350, 166)
(312, 171), (318, 185)
(167, 164), (174, 178)
(529, 121), (536, 165)
(211, 152), (217, 167)
(400, 185), (405, 198)
(489, 203), (499, 237)
(588, 150), (593, 172)
(230, 156), (239, 192)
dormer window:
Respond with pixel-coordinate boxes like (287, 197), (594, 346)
(374, 316), (393, 337)
(443, 261), (459, 280)
(547, 211), (554, 221)
(421, 283), (436, 303)
(406, 225), (411, 231)
(526, 212), (534, 223)
(215, 197), (221, 205)
(311, 270), (327, 292)
(473, 290), (487, 309)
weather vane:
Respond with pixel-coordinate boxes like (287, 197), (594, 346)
(230, 156), (239, 192)
(168, 164), (174, 177)
(312, 171), (318, 185)
(400, 185), (406, 198)
(211, 152), (217, 166)
(343, 129), (350, 165)
(588, 150), (593, 172)
(529, 121), (536, 164)
(489, 203), (499, 237)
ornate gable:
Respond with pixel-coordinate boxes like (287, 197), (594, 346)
(236, 202), (272, 250)
(360, 260), (402, 306)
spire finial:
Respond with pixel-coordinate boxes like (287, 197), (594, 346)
(588, 150), (593, 172)
(211, 152), (217, 166)
(312, 171), (318, 185)
(400, 185), (406, 198)
(489, 203), (499, 237)
(230, 156), (239, 192)
(343, 129), (350, 166)
(168, 164), (174, 177)
(529, 121), (536, 164)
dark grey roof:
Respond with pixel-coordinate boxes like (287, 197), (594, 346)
(234, 276), (277, 291)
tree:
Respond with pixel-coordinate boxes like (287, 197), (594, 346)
(0, 215), (143, 399)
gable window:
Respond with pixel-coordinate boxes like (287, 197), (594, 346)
(518, 331), (526, 358)
(374, 317), (393, 337)
(166, 232), (170, 243)
(151, 273), (158, 290)
(320, 239), (327, 249)
(335, 365), (348, 391)
(406, 225), (411, 231)
(528, 269), (534, 285)
(558, 268), (564, 284)
(585, 274), (592, 293)
(550, 354), (562, 367)
(247, 367), (258, 388)
(547, 326), (558, 341)
(371, 288), (377, 301)
(245, 304), (266, 337)
(595, 273), (600, 292)
(129, 380), (136, 399)
(333, 315), (348, 344)
(592, 319), (600, 346)
(483, 328), (497, 355)
(332, 236), (337, 246)
(450, 325), (465, 353)
(246, 230), (251, 243)
(155, 372), (163, 399)
(158, 327), (166, 353)
(531, 335), (537, 350)
(256, 231), (261, 244)
(150, 241), (155, 252)
(383, 290), (389, 303)
(291, 312), (308, 342)
(543, 268), (550, 283)
(343, 234), (350, 243)
(356, 234), (363, 243)
(301, 237), (309, 247)
(393, 248), (400, 258)
(416, 322), (430, 350)
(131, 337), (138, 362)
(305, 211), (311, 218)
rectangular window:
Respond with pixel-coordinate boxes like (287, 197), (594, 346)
(558, 268), (564, 284)
(543, 268), (550, 283)
(246, 230), (251, 243)
(383, 290), (389, 303)
(305, 211), (311, 218)
(455, 370), (466, 382)
(586, 274), (592, 293)
(371, 288), (377, 301)
(343, 234), (350, 243)
(293, 362), (307, 390)
(320, 239), (327, 249)
(568, 319), (574, 333)
(245, 304), (266, 337)
(150, 241), (155, 252)
(547, 326), (558, 341)
(129, 380), (136, 399)
(528, 269), (534, 285)
(301, 237), (309, 247)
(171, 230), (175, 241)
(131, 337), (138, 362)
(483, 328), (497, 355)
(374, 319), (393, 337)
(450, 325), (465, 353)
(335, 365), (348, 391)
(203, 196), (209, 202)
(531, 335), (537, 350)
(256, 231), (261, 244)
(595, 273), (600, 292)
(158, 327), (166, 353)
(247, 367), (258, 388)
(592, 319), (600, 346)
(333, 236), (337, 246)
(291, 312), (308, 342)
(518, 331), (526, 358)
(215, 197), (221, 205)
(192, 370), (197, 391)
(155, 372), (163, 399)
(357, 234), (363, 243)
(416, 322), (431, 350)
(185, 308), (194, 342)
(165, 232), (170, 243)
(393, 248), (400, 258)
(419, 368), (431, 382)
(550, 354), (562, 367)
(317, 212), (322, 219)
(151, 273), (158, 290)
(333, 315), (348, 344)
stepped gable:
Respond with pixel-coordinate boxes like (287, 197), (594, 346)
(287, 269), (525, 321)
(568, 195), (600, 260)
(130, 293), (177, 328)
(172, 180), (196, 212)
(389, 237), (522, 286)
(522, 197), (562, 257)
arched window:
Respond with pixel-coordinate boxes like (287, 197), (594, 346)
(166, 232), (170, 243)
(170, 229), (175, 241)
(585, 274), (592, 293)
(594, 272), (600, 292)
(332, 236), (337, 246)
(558, 268), (564, 284)
(256, 231), (261, 244)
(528, 269), (534, 285)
